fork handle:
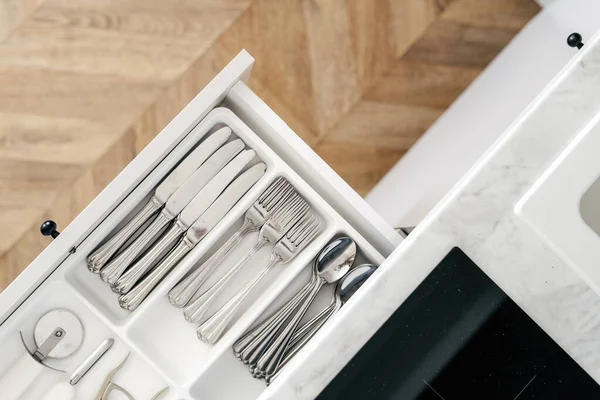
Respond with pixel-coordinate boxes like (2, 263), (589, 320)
(237, 279), (314, 365)
(99, 209), (172, 285)
(87, 197), (162, 272)
(168, 221), (256, 307)
(197, 256), (280, 344)
(118, 237), (192, 311)
(183, 239), (265, 324)
(255, 279), (324, 378)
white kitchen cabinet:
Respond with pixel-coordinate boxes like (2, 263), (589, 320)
(367, 0), (600, 228)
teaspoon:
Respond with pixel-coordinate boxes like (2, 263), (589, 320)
(266, 263), (378, 384)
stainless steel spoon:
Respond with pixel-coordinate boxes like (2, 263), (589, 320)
(253, 237), (356, 379)
(266, 263), (377, 384)
(232, 269), (317, 365)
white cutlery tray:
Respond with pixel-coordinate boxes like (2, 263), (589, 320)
(0, 51), (401, 400)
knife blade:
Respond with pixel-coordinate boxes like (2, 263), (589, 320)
(187, 163), (268, 245)
(111, 150), (257, 294)
(163, 139), (245, 218)
(87, 127), (231, 272)
(100, 139), (245, 285)
(154, 126), (232, 203)
(118, 163), (267, 311)
(178, 149), (256, 228)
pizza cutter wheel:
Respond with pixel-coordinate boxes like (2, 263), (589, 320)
(0, 309), (84, 400)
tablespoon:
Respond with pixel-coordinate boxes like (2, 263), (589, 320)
(253, 237), (356, 379)
(266, 263), (377, 384)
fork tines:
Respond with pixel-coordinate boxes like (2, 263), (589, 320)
(285, 213), (322, 251)
(269, 193), (308, 227)
(259, 177), (295, 214)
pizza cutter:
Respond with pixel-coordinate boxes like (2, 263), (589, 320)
(0, 309), (84, 400)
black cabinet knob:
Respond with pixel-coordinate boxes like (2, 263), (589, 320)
(567, 32), (584, 49)
(40, 220), (60, 239)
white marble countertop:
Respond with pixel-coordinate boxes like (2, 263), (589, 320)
(264, 30), (600, 400)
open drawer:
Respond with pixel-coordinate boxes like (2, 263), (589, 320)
(0, 51), (402, 399)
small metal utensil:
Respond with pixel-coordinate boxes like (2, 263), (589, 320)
(41, 338), (115, 400)
(70, 338), (115, 385)
(94, 353), (169, 400)
(94, 353), (134, 400)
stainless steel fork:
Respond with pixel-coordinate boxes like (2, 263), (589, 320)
(196, 214), (322, 345)
(167, 177), (294, 308)
(182, 193), (309, 324)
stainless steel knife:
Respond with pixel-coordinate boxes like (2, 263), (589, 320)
(99, 139), (245, 285)
(87, 126), (232, 272)
(111, 149), (257, 294)
(118, 163), (267, 311)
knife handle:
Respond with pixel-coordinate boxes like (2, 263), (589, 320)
(112, 219), (187, 294)
(87, 197), (162, 273)
(100, 209), (173, 286)
(119, 237), (193, 311)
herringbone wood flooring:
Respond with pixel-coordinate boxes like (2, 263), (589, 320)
(0, 0), (539, 290)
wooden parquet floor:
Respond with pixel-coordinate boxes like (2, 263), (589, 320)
(0, 0), (539, 290)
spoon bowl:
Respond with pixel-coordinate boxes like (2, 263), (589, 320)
(291, 263), (377, 350)
(339, 263), (377, 303)
(254, 237), (357, 379)
(316, 237), (356, 283)
(266, 263), (378, 385)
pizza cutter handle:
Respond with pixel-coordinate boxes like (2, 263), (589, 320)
(41, 381), (76, 400)
(0, 352), (45, 400)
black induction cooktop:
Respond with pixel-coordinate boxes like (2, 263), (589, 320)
(318, 247), (600, 399)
